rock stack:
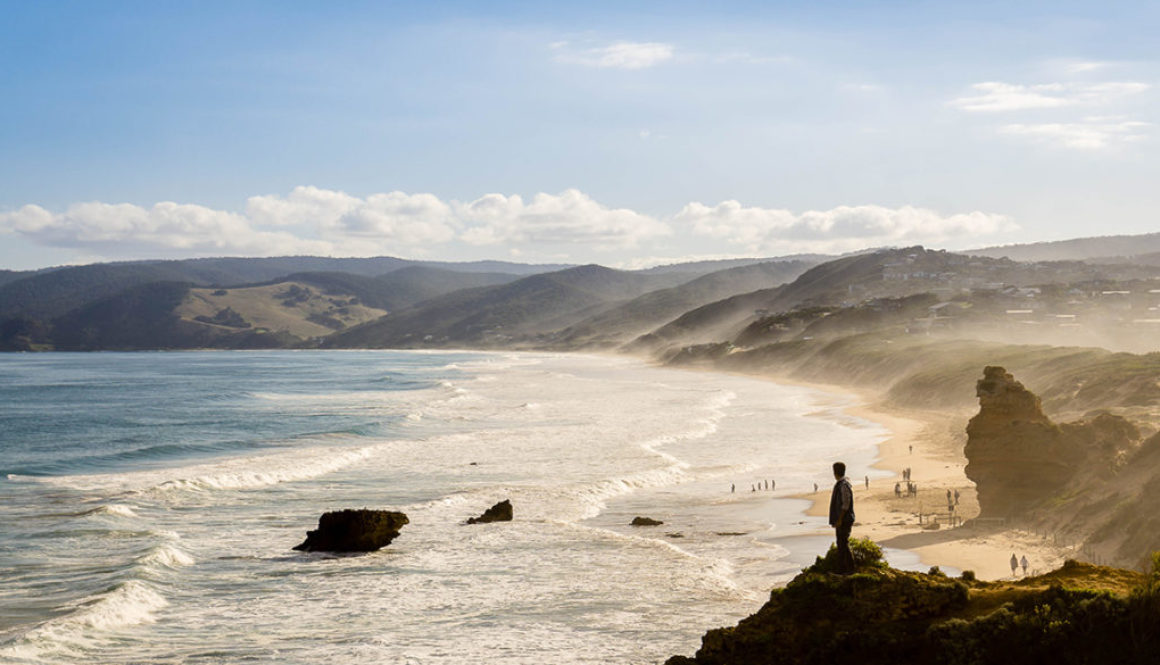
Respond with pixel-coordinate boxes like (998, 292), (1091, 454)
(293, 509), (409, 552)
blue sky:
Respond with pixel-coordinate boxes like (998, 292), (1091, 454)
(1, 1), (1157, 269)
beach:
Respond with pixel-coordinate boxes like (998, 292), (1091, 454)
(794, 388), (1075, 580)
(0, 349), (1082, 664)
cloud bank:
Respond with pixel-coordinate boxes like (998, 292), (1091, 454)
(674, 202), (1016, 255)
(948, 78), (1152, 150)
(0, 188), (1015, 264)
(949, 81), (1149, 113)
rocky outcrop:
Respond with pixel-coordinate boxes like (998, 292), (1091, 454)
(631, 516), (664, 526)
(964, 366), (1140, 517)
(293, 509), (409, 552)
(466, 499), (512, 524)
(666, 559), (1152, 665)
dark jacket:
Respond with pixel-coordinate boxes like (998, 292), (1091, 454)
(829, 477), (855, 527)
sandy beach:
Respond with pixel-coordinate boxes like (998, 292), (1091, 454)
(795, 386), (1076, 581)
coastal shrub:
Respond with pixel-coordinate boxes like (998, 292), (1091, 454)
(805, 537), (887, 574)
(960, 570), (976, 582)
(928, 566), (945, 577)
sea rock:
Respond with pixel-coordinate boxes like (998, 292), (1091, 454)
(631, 516), (664, 526)
(964, 366), (1139, 517)
(293, 509), (409, 552)
(466, 499), (512, 524)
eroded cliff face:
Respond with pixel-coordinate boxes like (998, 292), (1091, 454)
(964, 366), (1141, 518)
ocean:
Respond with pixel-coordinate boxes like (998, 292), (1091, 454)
(0, 350), (908, 664)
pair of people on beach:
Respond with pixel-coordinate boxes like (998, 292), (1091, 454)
(1010, 553), (1029, 576)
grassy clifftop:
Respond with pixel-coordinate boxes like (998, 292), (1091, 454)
(668, 540), (1158, 665)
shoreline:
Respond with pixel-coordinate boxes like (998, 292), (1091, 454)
(632, 355), (1076, 581)
(770, 376), (1076, 581)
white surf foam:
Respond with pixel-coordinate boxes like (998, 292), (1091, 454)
(84, 504), (139, 518)
(0, 580), (168, 662)
(139, 543), (195, 569)
(28, 443), (386, 496)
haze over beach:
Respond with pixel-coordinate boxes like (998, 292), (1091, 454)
(3, 2), (1160, 664)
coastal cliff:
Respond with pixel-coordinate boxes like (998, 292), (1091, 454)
(964, 366), (1139, 517)
(667, 553), (1158, 665)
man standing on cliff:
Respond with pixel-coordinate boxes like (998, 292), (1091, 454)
(829, 461), (856, 574)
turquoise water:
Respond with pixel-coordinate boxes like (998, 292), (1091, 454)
(0, 350), (896, 664)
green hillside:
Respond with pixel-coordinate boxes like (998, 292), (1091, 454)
(326, 264), (689, 348)
(552, 260), (815, 348)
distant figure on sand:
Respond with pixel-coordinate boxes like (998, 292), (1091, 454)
(772, 479), (776, 490)
(731, 483), (735, 493)
(954, 489), (960, 505)
(864, 475), (869, 489)
(1010, 553), (1019, 576)
(1021, 555), (1029, 575)
(909, 444), (913, 454)
(814, 482), (818, 492)
(894, 482), (901, 497)
(829, 461), (856, 574)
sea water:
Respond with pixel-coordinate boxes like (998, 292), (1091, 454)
(0, 350), (902, 664)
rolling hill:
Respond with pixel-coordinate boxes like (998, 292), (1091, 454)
(325, 265), (691, 348)
(552, 259), (816, 348)
(967, 231), (1160, 263)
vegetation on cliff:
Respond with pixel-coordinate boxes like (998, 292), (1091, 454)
(667, 543), (1160, 665)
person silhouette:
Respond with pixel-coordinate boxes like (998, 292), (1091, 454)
(829, 461), (856, 575)
(1010, 553), (1019, 576)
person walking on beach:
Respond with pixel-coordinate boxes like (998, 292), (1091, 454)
(864, 475), (869, 490)
(731, 483), (735, 493)
(1021, 555), (1029, 575)
(829, 461), (856, 575)
(1010, 553), (1019, 577)
(894, 482), (901, 498)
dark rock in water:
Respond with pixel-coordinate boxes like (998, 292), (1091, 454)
(631, 516), (664, 526)
(466, 499), (512, 524)
(964, 366), (1140, 517)
(293, 509), (409, 552)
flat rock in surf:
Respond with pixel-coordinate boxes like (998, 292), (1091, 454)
(466, 499), (513, 524)
(631, 516), (664, 526)
(293, 509), (409, 552)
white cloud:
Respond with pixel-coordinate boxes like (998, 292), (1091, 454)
(553, 41), (674, 70)
(1, 190), (1018, 263)
(457, 189), (670, 249)
(1000, 117), (1151, 150)
(0, 201), (332, 256)
(675, 202), (1016, 254)
(246, 185), (361, 227)
(949, 81), (1149, 112)
(1064, 61), (1111, 74)
(0, 188), (672, 261)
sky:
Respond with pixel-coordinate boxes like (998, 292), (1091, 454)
(1, 1), (1157, 270)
